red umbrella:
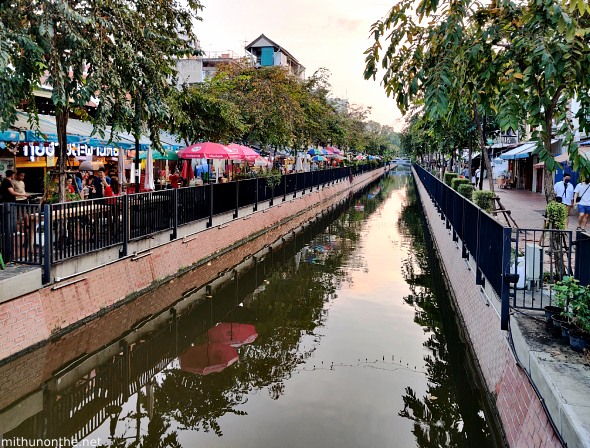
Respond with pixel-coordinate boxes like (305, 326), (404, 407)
(207, 323), (258, 347)
(179, 343), (239, 375)
(178, 142), (241, 160)
(227, 143), (260, 161)
(181, 160), (193, 181)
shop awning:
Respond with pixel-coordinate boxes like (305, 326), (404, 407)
(533, 144), (590, 169)
(500, 142), (538, 160)
(1, 111), (183, 151)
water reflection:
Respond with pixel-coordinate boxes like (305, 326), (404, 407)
(397, 179), (498, 447)
(1, 175), (498, 447)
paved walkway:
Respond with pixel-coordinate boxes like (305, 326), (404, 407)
(482, 181), (583, 231)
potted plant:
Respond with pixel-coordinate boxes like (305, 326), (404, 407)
(568, 284), (590, 352)
(551, 276), (579, 337)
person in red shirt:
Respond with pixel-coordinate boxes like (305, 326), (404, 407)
(105, 178), (120, 197)
(169, 172), (179, 188)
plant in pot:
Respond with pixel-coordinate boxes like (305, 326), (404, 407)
(551, 276), (580, 337)
(569, 285), (590, 352)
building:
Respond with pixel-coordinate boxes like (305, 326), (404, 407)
(245, 34), (305, 79)
(175, 38), (241, 85)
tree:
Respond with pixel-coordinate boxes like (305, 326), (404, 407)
(364, 0), (504, 192)
(211, 61), (304, 154)
(497, 0), (590, 202)
(0, 0), (201, 201)
(168, 82), (246, 145)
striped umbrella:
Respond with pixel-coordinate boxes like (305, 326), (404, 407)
(144, 146), (155, 191)
(307, 148), (323, 155)
(311, 155), (327, 162)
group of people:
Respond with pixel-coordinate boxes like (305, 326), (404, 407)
(553, 173), (590, 230)
(0, 170), (30, 203)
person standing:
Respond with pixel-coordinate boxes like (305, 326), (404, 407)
(1, 170), (29, 203)
(554, 173), (575, 227)
(93, 168), (109, 199)
(12, 170), (28, 203)
(574, 178), (590, 231)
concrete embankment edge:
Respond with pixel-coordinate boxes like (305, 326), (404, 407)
(0, 169), (386, 362)
(413, 168), (562, 448)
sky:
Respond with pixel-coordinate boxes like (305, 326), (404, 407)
(194, 0), (405, 131)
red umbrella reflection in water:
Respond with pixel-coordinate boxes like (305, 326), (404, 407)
(207, 323), (258, 347)
(180, 343), (239, 375)
(179, 323), (257, 375)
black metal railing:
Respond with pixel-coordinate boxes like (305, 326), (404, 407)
(414, 164), (516, 330)
(0, 163), (392, 281)
(413, 164), (590, 330)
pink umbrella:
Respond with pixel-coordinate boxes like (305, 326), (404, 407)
(207, 323), (258, 347)
(178, 142), (241, 160)
(326, 147), (342, 154)
(228, 143), (260, 161)
(323, 148), (335, 155)
(179, 343), (239, 375)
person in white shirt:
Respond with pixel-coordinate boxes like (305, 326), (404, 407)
(554, 173), (575, 227)
(574, 178), (590, 231)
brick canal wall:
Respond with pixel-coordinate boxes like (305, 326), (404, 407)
(0, 168), (386, 362)
(413, 169), (561, 448)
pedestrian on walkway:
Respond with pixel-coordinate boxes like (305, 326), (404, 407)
(554, 173), (575, 227)
(574, 178), (590, 231)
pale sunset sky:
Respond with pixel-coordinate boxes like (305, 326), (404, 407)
(195, 0), (405, 130)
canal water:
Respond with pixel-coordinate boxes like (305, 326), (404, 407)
(3, 174), (499, 447)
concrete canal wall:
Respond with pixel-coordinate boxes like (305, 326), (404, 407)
(0, 168), (387, 361)
(413, 168), (561, 448)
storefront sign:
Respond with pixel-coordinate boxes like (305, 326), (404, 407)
(21, 143), (121, 161)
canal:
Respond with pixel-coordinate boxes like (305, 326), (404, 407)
(2, 174), (500, 447)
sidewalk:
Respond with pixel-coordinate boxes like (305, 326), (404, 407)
(482, 181), (582, 231)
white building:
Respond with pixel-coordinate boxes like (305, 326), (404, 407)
(245, 34), (305, 79)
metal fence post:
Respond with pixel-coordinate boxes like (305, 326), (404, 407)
(122, 195), (129, 257)
(3, 203), (12, 263)
(171, 189), (178, 240)
(208, 182), (213, 228)
(234, 181), (239, 219)
(42, 204), (52, 284)
(283, 175), (286, 202)
(501, 227), (513, 330)
(293, 174), (297, 199)
(254, 177), (259, 212)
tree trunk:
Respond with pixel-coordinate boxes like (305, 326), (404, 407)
(55, 109), (69, 203)
(544, 110), (556, 203)
(473, 103), (494, 193)
(468, 132), (473, 181)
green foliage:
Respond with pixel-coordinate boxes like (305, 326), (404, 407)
(168, 84), (246, 145)
(451, 178), (470, 191)
(473, 190), (495, 213)
(457, 184), (474, 200)
(261, 170), (283, 189)
(554, 276), (590, 331)
(546, 201), (568, 230)
(443, 172), (458, 187)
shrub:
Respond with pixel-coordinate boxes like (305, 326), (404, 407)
(546, 201), (568, 230)
(443, 172), (458, 186)
(451, 177), (471, 191)
(473, 190), (495, 213)
(457, 184), (474, 200)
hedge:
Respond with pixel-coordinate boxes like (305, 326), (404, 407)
(458, 184), (474, 201)
(443, 172), (458, 186)
(473, 190), (495, 213)
(546, 201), (568, 230)
(451, 177), (471, 191)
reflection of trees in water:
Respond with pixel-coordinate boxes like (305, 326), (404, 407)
(396, 178), (494, 448)
(104, 179), (396, 444)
